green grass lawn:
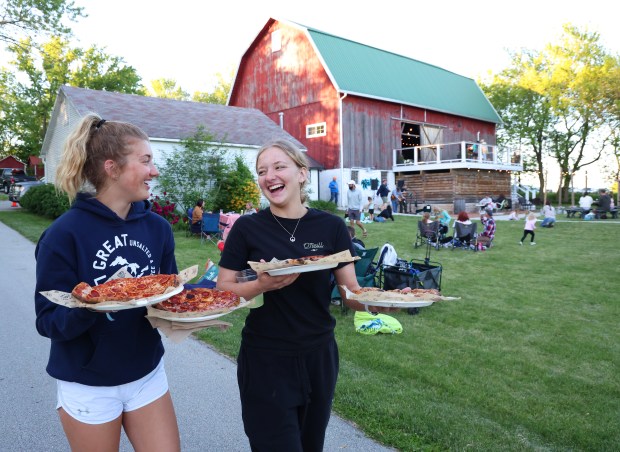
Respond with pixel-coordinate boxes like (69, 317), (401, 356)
(2, 209), (619, 451)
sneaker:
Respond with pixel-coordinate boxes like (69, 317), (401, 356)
(330, 299), (341, 306)
(519, 242), (523, 245)
(530, 242), (536, 245)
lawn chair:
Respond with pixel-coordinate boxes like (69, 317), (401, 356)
(451, 222), (477, 250)
(414, 221), (441, 250)
(201, 212), (223, 245)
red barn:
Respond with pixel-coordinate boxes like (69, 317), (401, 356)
(229, 18), (523, 212)
(0, 155), (26, 171)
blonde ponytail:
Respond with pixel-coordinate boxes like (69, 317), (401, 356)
(55, 113), (149, 203)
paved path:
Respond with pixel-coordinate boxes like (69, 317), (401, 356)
(0, 209), (394, 452)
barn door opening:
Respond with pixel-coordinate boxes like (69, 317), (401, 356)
(401, 122), (420, 160)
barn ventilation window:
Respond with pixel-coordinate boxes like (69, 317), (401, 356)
(306, 122), (326, 138)
(271, 30), (282, 52)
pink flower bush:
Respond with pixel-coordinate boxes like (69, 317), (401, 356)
(150, 193), (180, 225)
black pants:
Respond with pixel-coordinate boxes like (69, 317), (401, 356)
(520, 230), (535, 242)
(237, 339), (339, 452)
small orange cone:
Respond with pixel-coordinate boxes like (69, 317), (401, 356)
(11, 201), (18, 207)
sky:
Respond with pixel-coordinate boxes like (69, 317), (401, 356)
(3, 0), (619, 189)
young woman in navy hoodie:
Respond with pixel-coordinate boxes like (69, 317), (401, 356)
(217, 140), (398, 451)
(34, 114), (180, 451)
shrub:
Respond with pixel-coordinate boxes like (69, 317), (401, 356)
(20, 184), (70, 218)
(213, 156), (261, 213)
(308, 199), (338, 213)
(150, 192), (180, 226)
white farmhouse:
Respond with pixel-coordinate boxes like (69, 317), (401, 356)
(41, 85), (323, 199)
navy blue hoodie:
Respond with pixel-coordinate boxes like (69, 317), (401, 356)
(35, 194), (177, 386)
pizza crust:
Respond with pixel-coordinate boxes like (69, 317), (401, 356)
(341, 286), (460, 303)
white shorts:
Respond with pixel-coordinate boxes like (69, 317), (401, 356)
(56, 359), (168, 425)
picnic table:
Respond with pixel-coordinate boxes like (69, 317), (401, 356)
(566, 207), (587, 218)
(565, 207), (618, 219)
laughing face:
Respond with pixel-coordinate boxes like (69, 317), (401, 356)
(115, 139), (159, 203)
(256, 146), (307, 208)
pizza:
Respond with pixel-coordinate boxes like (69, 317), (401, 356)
(248, 250), (357, 273)
(284, 255), (327, 266)
(153, 288), (240, 314)
(346, 287), (455, 302)
(71, 274), (180, 304)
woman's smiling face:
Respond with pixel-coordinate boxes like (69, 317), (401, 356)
(256, 146), (306, 207)
(116, 139), (158, 202)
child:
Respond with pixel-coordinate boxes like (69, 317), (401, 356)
(364, 196), (375, 221)
(507, 210), (519, 221)
(520, 213), (537, 245)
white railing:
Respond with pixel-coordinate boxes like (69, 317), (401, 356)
(393, 142), (522, 169)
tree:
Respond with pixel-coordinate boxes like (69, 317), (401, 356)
(148, 78), (189, 100)
(156, 127), (229, 214)
(481, 24), (620, 198)
(192, 72), (232, 105)
(0, 0), (84, 46)
(0, 36), (144, 161)
(482, 53), (556, 193)
(213, 155), (261, 213)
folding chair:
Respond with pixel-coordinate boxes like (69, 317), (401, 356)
(451, 222), (477, 250)
(330, 247), (379, 303)
(414, 221), (441, 250)
(201, 212), (223, 245)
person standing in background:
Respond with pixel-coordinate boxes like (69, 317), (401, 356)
(376, 179), (390, 205)
(328, 176), (339, 205)
(391, 186), (402, 213)
(346, 180), (367, 238)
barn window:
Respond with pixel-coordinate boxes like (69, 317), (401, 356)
(401, 122), (420, 160)
(271, 30), (282, 53)
(306, 122), (326, 138)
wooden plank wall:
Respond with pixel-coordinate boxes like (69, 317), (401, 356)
(397, 169), (511, 213)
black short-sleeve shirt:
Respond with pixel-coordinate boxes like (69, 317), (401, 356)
(219, 208), (355, 351)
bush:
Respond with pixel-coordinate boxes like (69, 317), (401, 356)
(150, 192), (180, 226)
(20, 184), (70, 218)
(308, 199), (338, 213)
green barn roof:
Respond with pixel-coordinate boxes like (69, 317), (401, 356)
(304, 26), (501, 124)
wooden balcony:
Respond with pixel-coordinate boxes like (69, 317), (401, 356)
(392, 142), (523, 172)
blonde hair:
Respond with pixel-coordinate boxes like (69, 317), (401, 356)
(56, 113), (149, 202)
(256, 139), (309, 204)
(527, 213), (537, 221)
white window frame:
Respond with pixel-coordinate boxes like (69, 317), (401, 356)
(306, 122), (326, 138)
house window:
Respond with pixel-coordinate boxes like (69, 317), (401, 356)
(306, 122), (326, 138)
(271, 30), (282, 53)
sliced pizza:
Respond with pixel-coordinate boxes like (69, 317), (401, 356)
(71, 274), (180, 304)
(153, 288), (241, 315)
